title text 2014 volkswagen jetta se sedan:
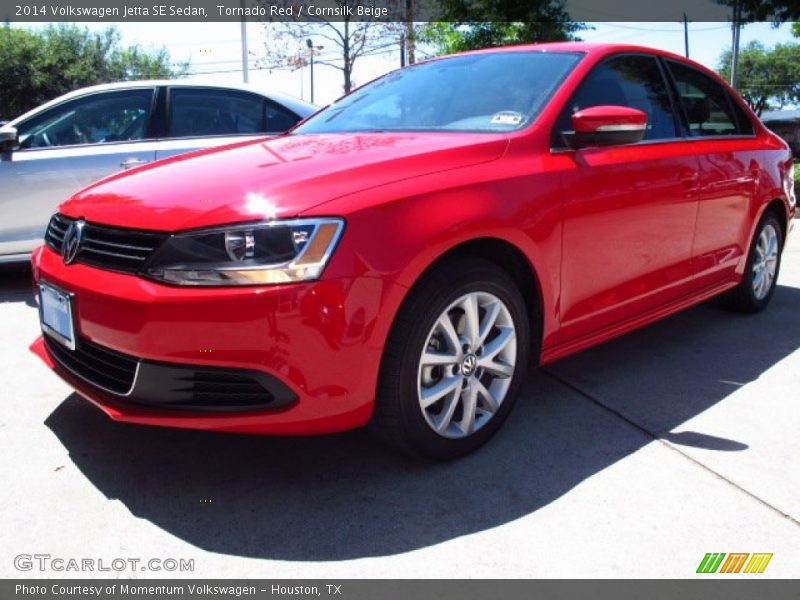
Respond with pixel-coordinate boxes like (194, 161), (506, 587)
(30, 43), (795, 459)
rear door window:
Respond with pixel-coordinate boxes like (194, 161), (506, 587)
(167, 88), (298, 138)
(666, 60), (753, 137)
(265, 102), (300, 132)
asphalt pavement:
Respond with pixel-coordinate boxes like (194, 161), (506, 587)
(1, 232), (798, 578)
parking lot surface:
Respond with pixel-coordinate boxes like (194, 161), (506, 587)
(1, 233), (798, 578)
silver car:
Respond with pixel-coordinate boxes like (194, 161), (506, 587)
(0, 80), (316, 263)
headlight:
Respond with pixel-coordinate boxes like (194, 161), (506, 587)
(145, 218), (344, 286)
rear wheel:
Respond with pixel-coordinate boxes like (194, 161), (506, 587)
(370, 258), (532, 460)
(720, 211), (783, 313)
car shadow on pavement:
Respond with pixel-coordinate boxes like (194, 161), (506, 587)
(0, 263), (35, 306)
(44, 285), (800, 561)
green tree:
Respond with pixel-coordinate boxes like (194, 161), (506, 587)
(717, 41), (800, 115)
(0, 24), (188, 119)
(418, 0), (587, 55)
(717, 0), (800, 22)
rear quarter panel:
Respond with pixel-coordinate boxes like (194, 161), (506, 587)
(740, 135), (794, 276)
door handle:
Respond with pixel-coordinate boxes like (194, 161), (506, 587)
(679, 170), (700, 188)
(120, 158), (148, 169)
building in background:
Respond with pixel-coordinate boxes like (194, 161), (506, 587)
(761, 109), (800, 158)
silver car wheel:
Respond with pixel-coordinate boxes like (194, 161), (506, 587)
(752, 223), (779, 300)
(417, 291), (517, 439)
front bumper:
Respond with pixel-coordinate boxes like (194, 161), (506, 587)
(31, 245), (401, 435)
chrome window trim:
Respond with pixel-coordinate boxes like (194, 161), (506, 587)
(149, 132), (277, 143)
(550, 133), (759, 155)
(15, 138), (158, 154)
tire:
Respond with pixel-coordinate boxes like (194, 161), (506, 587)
(370, 257), (533, 460)
(720, 211), (783, 313)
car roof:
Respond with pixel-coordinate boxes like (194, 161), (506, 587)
(448, 41), (690, 61)
(406, 41), (729, 92)
(408, 41), (705, 75)
(6, 80), (317, 126)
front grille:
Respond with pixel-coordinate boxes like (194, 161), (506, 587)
(45, 214), (168, 274)
(132, 362), (296, 411)
(44, 214), (68, 248)
(177, 370), (278, 408)
(44, 334), (138, 395)
(44, 333), (297, 411)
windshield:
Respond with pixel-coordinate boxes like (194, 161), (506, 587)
(294, 51), (583, 135)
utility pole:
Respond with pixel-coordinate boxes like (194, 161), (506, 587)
(400, 33), (406, 67)
(683, 13), (689, 58)
(306, 39), (323, 104)
(730, 1), (741, 89)
(240, 0), (248, 83)
(306, 39), (315, 104)
(405, 0), (415, 65)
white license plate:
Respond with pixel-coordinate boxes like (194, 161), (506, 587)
(40, 282), (76, 350)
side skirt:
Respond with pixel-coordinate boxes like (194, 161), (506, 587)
(540, 277), (740, 365)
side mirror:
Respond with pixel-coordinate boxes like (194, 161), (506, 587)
(562, 105), (647, 150)
(0, 126), (18, 159)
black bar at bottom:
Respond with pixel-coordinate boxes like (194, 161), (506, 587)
(3, 580), (799, 600)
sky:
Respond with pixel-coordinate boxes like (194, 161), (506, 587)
(17, 21), (799, 107)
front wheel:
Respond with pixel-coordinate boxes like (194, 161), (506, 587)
(720, 212), (783, 313)
(370, 258), (532, 460)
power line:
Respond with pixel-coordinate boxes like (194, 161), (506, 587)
(566, 3), (638, 20)
(600, 22), (729, 33)
(184, 48), (403, 76)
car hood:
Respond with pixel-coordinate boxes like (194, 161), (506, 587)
(60, 132), (509, 231)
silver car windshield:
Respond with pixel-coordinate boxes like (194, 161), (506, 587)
(294, 51), (583, 135)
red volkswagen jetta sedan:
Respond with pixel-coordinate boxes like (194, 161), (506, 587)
(31, 43), (795, 459)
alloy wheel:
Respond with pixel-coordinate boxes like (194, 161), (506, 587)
(417, 291), (517, 439)
(752, 223), (779, 300)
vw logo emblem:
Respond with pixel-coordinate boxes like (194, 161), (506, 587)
(61, 219), (85, 265)
(460, 354), (478, 377)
